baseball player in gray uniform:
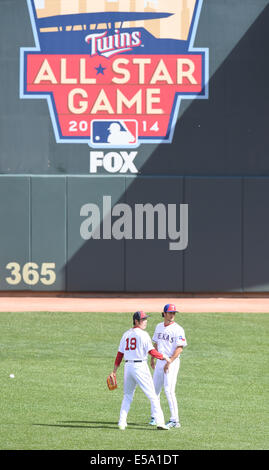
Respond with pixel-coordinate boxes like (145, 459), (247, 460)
(112, 311), (172, 430)
(149, 303), (187, 428)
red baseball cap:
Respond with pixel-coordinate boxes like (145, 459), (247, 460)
(133, 311), (150, 322)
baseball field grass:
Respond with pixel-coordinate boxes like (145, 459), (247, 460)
(0, 311), (268, 450)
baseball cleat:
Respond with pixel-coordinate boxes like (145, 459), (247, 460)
(157, 424), (170, 430)
(166, 420), (181, 428)
(118, 423), (127, 430)
(149, 417), (156, 426)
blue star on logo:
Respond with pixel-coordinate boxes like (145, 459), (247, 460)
(95, 64), (106, 75)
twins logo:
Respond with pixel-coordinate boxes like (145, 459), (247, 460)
(85, 30), (142, 58)
(20, 0), (209, 149)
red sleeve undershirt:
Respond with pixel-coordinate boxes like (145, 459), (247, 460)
(114, 349), (163, 367)
(114, 351), (124, 367)
(149, 349), (164, 360)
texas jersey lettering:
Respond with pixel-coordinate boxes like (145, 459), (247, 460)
(20, 0), (208, 148)
(154, 322), (187, 356)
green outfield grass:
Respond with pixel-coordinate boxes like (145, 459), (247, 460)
(0, 311), (268, 450)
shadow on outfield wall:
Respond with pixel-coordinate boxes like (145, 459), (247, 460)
(64, 5), (269, 294)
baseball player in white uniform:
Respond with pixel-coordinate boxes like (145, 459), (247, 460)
(112, 311), (172, 430)
(149, 303), (187, 429)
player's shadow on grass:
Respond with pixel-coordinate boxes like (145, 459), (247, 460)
(33, 421), (147, 430)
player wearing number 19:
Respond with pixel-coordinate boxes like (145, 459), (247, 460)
(111, 311), (171, 431)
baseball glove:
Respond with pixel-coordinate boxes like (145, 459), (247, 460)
(107, 373), (117, 391)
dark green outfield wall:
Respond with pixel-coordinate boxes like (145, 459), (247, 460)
(1, 175), (269, 293)
(0, 1), (268, 292)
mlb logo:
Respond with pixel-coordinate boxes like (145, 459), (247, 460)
(91, 120), (138, 147)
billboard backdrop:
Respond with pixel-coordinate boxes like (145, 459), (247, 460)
(0, 0), (268, 292)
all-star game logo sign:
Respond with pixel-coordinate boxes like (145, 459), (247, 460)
(20, 0), (208, 148)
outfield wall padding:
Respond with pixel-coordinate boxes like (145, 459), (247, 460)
(0, 175), (268, 293)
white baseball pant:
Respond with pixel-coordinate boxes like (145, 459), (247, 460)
(118, 361), (166, 427)
(152, 358), (180, 423)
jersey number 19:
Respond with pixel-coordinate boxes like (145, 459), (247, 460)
(125, 338), (137, 350)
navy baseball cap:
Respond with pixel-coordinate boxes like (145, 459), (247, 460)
(133, 311), (150, 322)
(163, 303), (178, 313)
